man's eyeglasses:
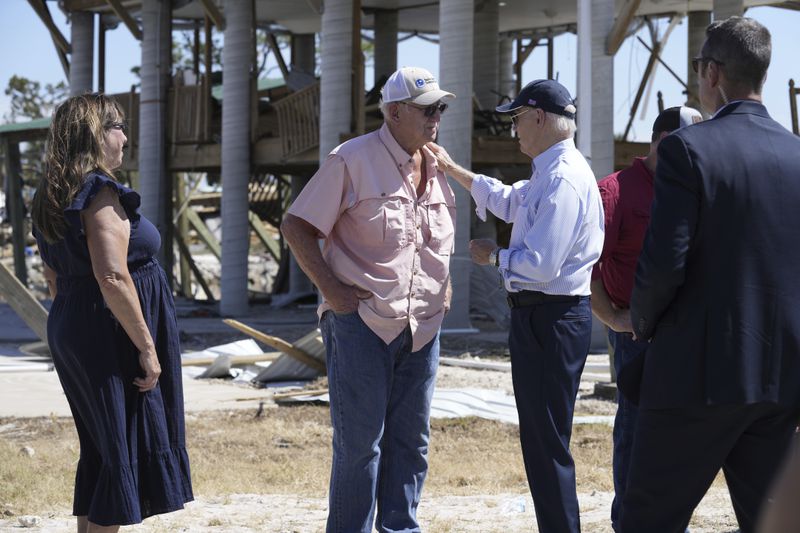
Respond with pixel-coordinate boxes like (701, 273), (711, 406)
(105, 121), (127, 132)
(691, 56), (725, 74)
(509, 108), (531, 128)
(403, 102), (448, 117)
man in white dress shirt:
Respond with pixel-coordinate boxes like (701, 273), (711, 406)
(428, 79), (604, 533)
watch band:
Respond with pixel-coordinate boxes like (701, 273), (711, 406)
(490, 247), (501, 267)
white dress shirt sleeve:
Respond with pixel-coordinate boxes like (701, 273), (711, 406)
(471, 174), (530, 223)
(499, 177), (584, 284)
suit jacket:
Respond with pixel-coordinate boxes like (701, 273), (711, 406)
(629, 100), (800, 409)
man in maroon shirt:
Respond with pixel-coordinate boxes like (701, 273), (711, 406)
(591, 105), (702, 532)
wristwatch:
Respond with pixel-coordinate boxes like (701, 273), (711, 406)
(489, 247), (502, 267)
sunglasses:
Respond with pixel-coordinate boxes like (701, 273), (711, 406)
(509, 108), (532, 128)
(691, 56), (725, 74)
(403, 102), (449, 117)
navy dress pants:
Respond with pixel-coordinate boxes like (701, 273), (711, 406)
(509, 296), (592, 533)
(620, 403), (800, 533)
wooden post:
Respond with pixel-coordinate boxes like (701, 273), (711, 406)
(0, 262), (48, 344)
(606, 0), (642, 55)
(173, 227), (216, 301)
(547, 36), (554, 80)
(515, 38), (522, 95)
(352, 0), (364, 136)
(193, 21), (200, 79)
(175, 174), (192, 297)
(790, 79), (799, 136)
(266, 33), (290, 83)
(203, 15), (213, 141)
(185, 207), (222, 259)
(248, 210), (281, 261)
(623, 40), (661, 141)
(98, 14), (106, 93)
(2, 138), (26, 285)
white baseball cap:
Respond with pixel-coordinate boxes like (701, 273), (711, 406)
(380, 67), (456, 106)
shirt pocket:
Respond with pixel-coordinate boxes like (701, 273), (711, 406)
(348, 195), (409, 250)
(425, 202), (456, 255)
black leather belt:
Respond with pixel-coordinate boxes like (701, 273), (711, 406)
(506, 290), (582, 308)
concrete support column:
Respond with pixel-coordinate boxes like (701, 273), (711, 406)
(498, 37), (515, 101)
(687, 11), (711, 109)
(591, 0), (614, 179)
(220, 0), (254, 315)
(439, 0), (474, 330)
(319, 0), (353, 158)
(713, 0), (744, 20)
(577, 0), (614, 179)
(373, 9), (398, 87)
(291, 33), (316, 74)
(473, 1), (499, 110)
(139, 0), (172, 281)
(69, 11), (94, 95)
(577, 0), (592, 161)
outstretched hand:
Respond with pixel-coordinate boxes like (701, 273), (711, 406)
(426, 142), (458, 173)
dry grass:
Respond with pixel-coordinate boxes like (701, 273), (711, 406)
(0, 404), (724, 521)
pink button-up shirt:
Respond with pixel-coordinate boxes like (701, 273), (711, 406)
(287, 123), (456, 351)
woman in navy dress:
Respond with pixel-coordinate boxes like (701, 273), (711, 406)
(31, 93), (193, 532)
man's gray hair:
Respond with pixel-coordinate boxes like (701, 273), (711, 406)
(703, 16), (771, 93)
(547, 111), (577, 139)
(379, 99), (393, 120)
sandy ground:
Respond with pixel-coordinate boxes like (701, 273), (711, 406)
(0, 488), (741, 532)
(0, 358), (741, 533)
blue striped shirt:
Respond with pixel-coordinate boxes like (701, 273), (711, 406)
(471, 138), (605, 296)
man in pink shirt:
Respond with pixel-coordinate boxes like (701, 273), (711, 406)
(281, 66), (456, 533)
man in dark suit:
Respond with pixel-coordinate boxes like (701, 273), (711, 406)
(620, 16), (800, 533)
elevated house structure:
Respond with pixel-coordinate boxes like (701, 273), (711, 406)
(3, 0), (797, 329)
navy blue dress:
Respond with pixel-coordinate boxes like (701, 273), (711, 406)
(34, 172), (193, 526)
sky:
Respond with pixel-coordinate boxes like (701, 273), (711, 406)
(1, 1), (798, 143)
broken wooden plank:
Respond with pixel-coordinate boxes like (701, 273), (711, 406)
(248, 210), (281, 262)
(185, 206), (222, 259)
(105, 0), (142, 40)
(181, 352), (281, 367)
(439, 356), (511, 372)
(173, 228), (216, 301)
(223, 319), (326, 374)
(0, 262), (49, 344)
(272, 388), (329, 400)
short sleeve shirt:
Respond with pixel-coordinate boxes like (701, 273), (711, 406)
(287, 124), (456, 351)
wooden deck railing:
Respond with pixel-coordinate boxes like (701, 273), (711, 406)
(169, 75), (212, 144)
(272, 82), (320, 160)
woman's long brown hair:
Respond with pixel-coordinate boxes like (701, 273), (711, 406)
(31, 93), (124, 243)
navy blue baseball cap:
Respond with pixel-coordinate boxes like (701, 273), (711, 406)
(496, 79), (576, 119)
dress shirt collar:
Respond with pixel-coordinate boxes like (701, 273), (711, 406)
(711, 99), (771, 123)
(379, 123), (414, 165)
(532, 137), (576, 175)
(711, 100), (746, 119)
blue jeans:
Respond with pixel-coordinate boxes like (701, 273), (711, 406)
(609, 330), (648, 532)
(320, 311), (439, 533)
